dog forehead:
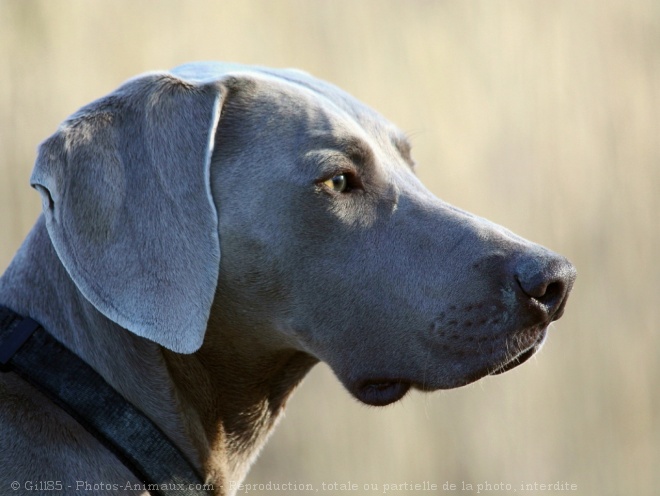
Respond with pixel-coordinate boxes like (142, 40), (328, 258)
(172, 62), (396, 136)
(174, 62), (413, 179)
(173, 62), (366, 109)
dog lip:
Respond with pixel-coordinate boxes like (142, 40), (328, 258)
(353, 379), (412, 406)
(485, 324), (549, 376)
(489, 343), (539, 375)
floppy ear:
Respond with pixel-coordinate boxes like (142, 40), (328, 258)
(30, 73), (224, 353)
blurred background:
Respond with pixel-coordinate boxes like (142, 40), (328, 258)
(1, 1), (657, 494)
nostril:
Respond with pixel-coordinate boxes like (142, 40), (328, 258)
(517, 277), (565, 310)
(541, 281), (564, 308)
(514, 257), (576, 319)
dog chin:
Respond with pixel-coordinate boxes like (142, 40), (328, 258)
(350, 380), (412, 406)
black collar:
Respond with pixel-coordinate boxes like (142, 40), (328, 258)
(0, 306), (211, 495)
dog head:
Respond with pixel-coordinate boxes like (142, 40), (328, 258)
(31, 62), (576, 406)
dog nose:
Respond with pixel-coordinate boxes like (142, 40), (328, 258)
(514, 254), (576, 320)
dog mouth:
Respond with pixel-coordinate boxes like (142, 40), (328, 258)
(349, 326), (547, 406)
(488, 344), (539, 375)
(488, 327), (547, 375)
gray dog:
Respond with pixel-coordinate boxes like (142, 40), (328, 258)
(0, 62), (575, 494)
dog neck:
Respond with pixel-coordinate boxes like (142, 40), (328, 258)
(0, 216), (317, 489)
(163, 328), (317, 485)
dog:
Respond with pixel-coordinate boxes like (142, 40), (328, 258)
(0, 62), (575, 494)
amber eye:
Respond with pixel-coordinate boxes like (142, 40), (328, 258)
(323, 174), (350, 193)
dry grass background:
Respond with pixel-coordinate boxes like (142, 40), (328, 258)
(1, 1), (658, 494)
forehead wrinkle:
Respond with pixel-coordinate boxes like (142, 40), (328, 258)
(257, 73), (396, 153)
(240, 70), (412, 161)
(309, 132), (375, 166)
(303, 127), (414, 187)
(251, 75), (411, 178)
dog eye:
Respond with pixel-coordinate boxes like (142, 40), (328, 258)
(323, 174), (350, 193)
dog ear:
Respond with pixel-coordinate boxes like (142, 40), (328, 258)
(30, 72), (225, 353)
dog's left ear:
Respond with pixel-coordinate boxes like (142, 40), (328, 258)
(30, 73), (225, 353)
